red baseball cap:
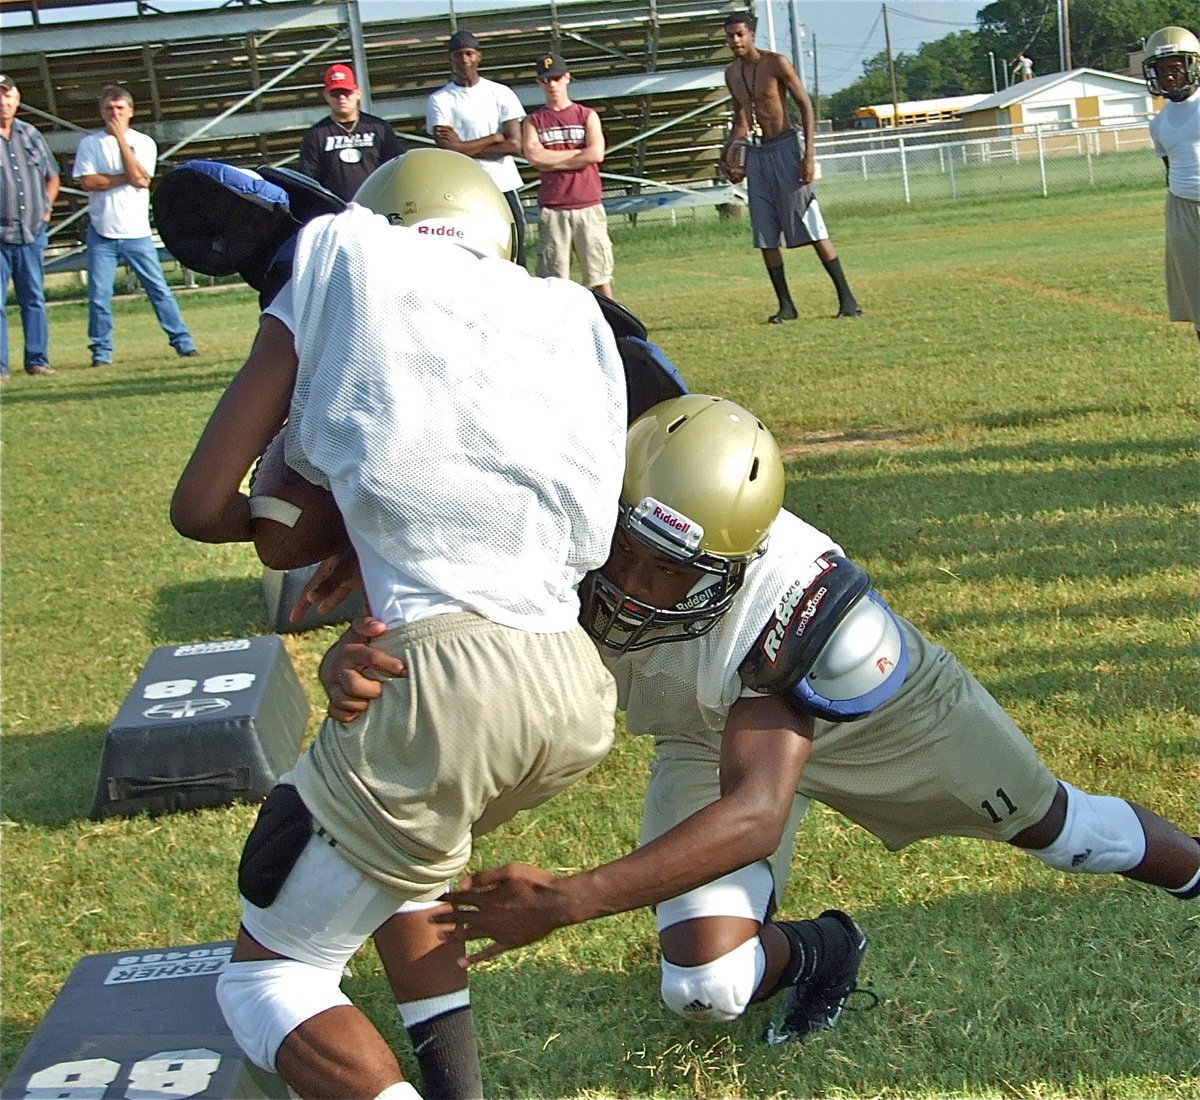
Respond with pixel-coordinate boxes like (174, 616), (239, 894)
(323, 64), (359, 93)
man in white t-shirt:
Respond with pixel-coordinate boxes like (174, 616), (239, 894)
(426, 30), (528, 267)
(72, 85), (196, 367)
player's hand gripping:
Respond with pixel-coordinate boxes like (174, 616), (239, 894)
(289, 545), (362, 624)
(318, 615), (407, 723)
(436, 864), (572, 965)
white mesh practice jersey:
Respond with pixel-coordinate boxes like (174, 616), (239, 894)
(604, 510), (843, 737)
(1149, 90), (1200, 201)
(271, 205), (627, 631)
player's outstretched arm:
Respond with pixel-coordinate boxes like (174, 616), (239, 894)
(438, 694), (814, 963)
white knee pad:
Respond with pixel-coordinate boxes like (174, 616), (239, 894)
(216, 958), (351, 1072)
(660, 937), (765, 1023)
(1030, 782), (1146, 875)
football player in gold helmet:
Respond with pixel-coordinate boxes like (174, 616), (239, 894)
(1143, 26), (1200, 341)
(323, 394), (1200, 1060)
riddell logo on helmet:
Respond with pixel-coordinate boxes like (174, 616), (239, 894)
(652, 504), (691, 533)
(417, 224), (466, 239)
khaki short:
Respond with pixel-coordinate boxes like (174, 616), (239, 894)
(640, 617), (1058, 902)
(293, 613), (617, 898)
(536, 203), (614, 289)
(1165, 192), (1200, 330)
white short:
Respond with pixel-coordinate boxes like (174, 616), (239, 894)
(239, 832), (420, 970)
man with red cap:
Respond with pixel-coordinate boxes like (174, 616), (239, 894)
(299, 63), (403, 201)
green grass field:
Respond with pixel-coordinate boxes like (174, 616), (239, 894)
(3, 184), (1198, 1099)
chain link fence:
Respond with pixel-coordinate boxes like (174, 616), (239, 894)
(812, 115), (1162, 213)
(602, 114), (1163, 228)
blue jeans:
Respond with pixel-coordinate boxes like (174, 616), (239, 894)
(86, 227), (195, 362)
(0, 227), (51, 375)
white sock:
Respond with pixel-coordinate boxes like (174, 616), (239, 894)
(375, 1082), (422, 1100)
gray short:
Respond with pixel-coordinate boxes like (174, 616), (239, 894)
(1165, 191), (1200, 330)
(640, 617), (1059, 903)
(746, 129), (830, 249)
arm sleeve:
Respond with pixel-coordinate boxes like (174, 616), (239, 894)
(425, 92), (446, 133)
(498, 85), (526, 123)
(380, 123), (403, 161)
(262, 277), (297, 333)
(297, 127), (321, 180)
(134, 132), (157, 177)
(35, 132), (59, 181)
(72, 134), (96, 179)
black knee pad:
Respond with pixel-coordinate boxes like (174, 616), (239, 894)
(237, 783), (313, 908)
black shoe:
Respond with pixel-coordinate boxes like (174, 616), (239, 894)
(26, 364), (56, 376)
(763, 909), (875, 1044)
(768, 308), (798, 324)
(177, 348), (199, 358)
(90, 359), (110, 368)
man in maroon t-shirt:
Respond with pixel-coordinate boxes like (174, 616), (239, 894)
(524, 53), (614, 298)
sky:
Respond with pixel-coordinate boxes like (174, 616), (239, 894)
(0, 1), (987, 96)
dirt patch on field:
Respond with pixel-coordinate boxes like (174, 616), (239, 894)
(778, 427), (917, 459)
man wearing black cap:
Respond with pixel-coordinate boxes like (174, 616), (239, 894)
(426, 30), (528, 266)
(0, 73), (60, 379)
(298, 63), (403, 202)
(524, 53), (614, 298)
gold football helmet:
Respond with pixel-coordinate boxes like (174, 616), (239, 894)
(1142, 26), (1200, 101)
(581, 394), (786, 651)
(352, 148), (517, 260)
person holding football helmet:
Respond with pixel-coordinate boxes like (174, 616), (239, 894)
(1143, 25), (1200, 342)
(171, 148), (626, 1100)
(322, 393), (1200, 1053)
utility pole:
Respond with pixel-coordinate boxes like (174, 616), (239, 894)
(882, 4), (900, 127)
(788, 0), (805, 86)
(1060, 0), (1073, 70)
(812, 33), (821, 125)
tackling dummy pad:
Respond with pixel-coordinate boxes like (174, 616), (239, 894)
(152, 159), (344, 306)
(738, 554), (909, 721)
(592, 293), (689, 422)
(0, 941), (291, 1099)
(90, 635), (309, 819)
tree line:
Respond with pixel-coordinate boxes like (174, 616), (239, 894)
(821, 0), (1197, 124)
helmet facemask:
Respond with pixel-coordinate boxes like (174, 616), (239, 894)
(1142, 27), (1200, 101)
(581, 394), (785, 654)
(580, 496), (762, 653)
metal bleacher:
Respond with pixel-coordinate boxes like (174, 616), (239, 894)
(1, 0), (752, 273)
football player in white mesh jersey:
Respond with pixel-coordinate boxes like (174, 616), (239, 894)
(323, 394), (1200, 1054)
(170, 149), (626, 1100)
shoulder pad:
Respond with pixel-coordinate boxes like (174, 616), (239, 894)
(589, 293), (690, 422)
(738, 554), (870, 694)
(790, 590), (909, 721)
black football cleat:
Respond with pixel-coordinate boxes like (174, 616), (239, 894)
(763, 909), (876, 1044)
